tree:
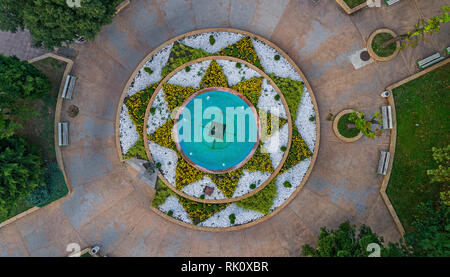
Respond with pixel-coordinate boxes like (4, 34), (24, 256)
(0, 0), (121, 50)
(402, 201), (449, 257)
(0, 114), (22, 140)
(302, 202), (450, 257)
(382, 5), (450, 49)
(427, 145), (450, 184)
(0, 135), (46, 218)
(348, 110), (381, 139)
(0, 54), (51, 115)
(0, 0), (24, 32)
(300, 221), (403, 257)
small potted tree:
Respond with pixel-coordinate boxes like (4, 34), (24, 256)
(367, 5), (449, 62)
(333, 109), (381, 142)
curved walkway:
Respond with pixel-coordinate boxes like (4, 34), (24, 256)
(1, 0), (449, 257)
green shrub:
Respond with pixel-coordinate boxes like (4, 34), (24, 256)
(280, 146), (287, 152)
(209, 35), (216, 45)
(144, 67), (153, 75)
(161, 42), (210, 78)
(283, 181), (292, 188)
(229, 213), (236, 224)
(167, 210), (173, 217)
(268, 74), (304, 122)
(235, 181), (276, 215)
(250, 184), (256, 189)
(274, 54), (280, 60)
(152, 180), (175, 208)
(123, 139), (148, 160)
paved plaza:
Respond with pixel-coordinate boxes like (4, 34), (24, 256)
(0, 0), (449, 256)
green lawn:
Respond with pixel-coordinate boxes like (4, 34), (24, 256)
(387, 64), (449, 233)
(344, 0), (366, 9)
(0, 57), (69, 223)
(337, 113), (360, 138)
(371, 33), (397, 58)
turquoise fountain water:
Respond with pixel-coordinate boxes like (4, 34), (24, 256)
(175, 89), (259, 173)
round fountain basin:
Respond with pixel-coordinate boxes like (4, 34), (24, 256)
(174, 87), (259, 174)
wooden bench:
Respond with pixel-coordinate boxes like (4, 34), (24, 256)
(58, 122), (69, 146)
(381, 105), (393, 130)
(417, 53), (444, 69)
(61, 75), (77, 99)
(377, 151), (390, 175)
(385, 0), (400, 6)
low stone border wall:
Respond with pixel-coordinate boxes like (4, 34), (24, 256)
(0, 53), (74, 229)
(381, 57), (450, 238)
(335, 0), (367, 14)
(367, 28), (401, 62)
(332, 109), (363, 142)
(115, 0), (130, 15)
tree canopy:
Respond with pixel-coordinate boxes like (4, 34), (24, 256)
(0, 134), (46, 218)
(0, 0), (121, 49)
(301, 221), (403, 257)
(301, 202), (450, 257)
(0, 54), (51, 114)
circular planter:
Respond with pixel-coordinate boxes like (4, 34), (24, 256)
(333, 109), (363, 143)
(367, 28), (401, 62)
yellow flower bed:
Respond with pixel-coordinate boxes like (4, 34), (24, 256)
(280, 127), (312, 173)
(243, 146), (274, 172)
(208, 168), (244, 199)
(163, 83), (197, 111)
(218, 36), (264, 70)
(147, 119), (177, 151)
(125, 83), (159, 137)
(178, 196), (230, 224)
(175, 154), (206, 190)
(199, 60), (228, 89)
(231, 77), (263, 107)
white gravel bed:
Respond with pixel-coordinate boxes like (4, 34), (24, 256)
(295, 89), (316, 150)
(257, 79), (287, 119)
(216, 59), (261, 86)
(232, 170), (272, 198)
(198, 203), (265, 228)
(262, 123), (289, 169)
(167, 60), (211, 88)
(181, 176), (226, 200)
(252, 38), (302, 82)
(119, 104), (139, 155)
(181, 32), (244, 54)
(158, 195), (192, 224)
(148, 141), (178, 185)
(147, 89), (171, 135)
(126, 44), (173, 97)
(271, 158), (311, 211)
